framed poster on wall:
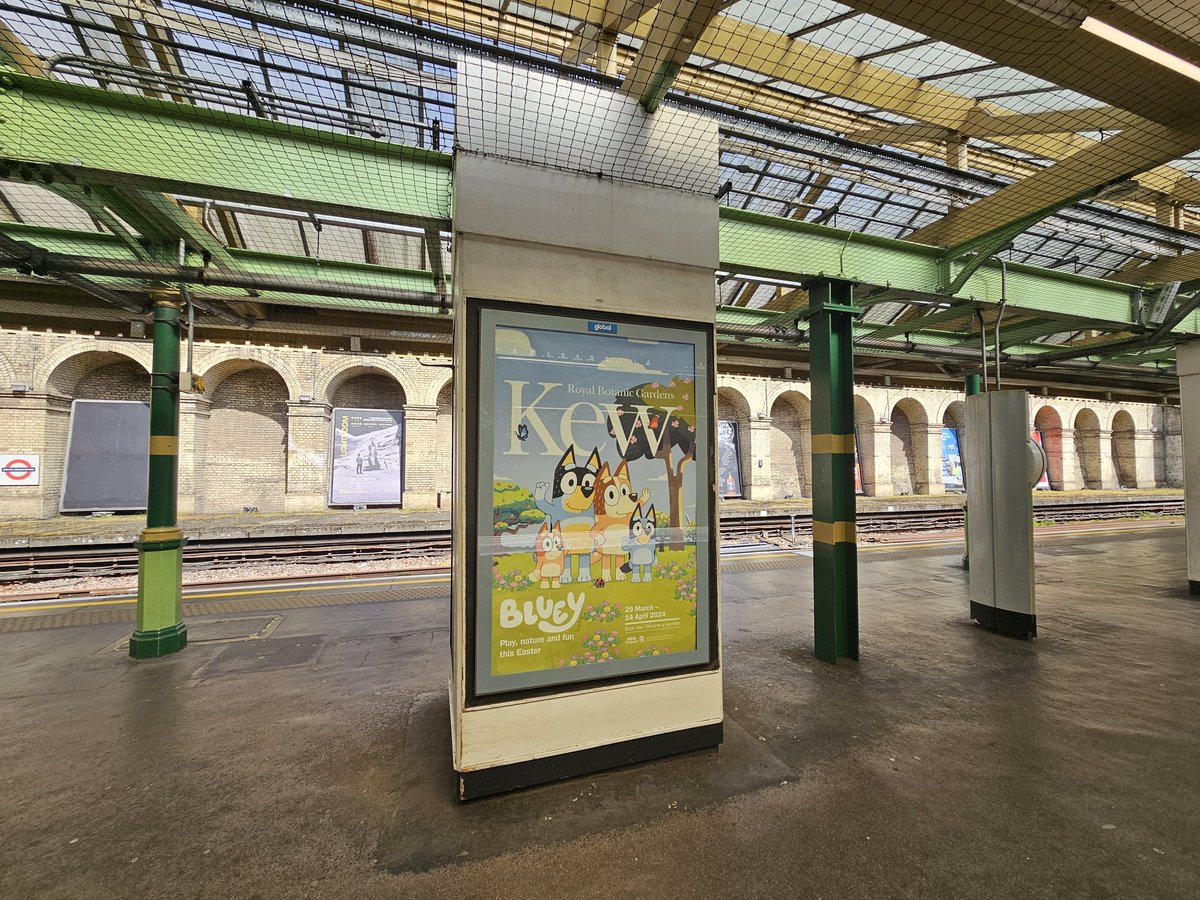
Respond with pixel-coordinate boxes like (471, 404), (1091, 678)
(716, 420), (742, 498)
(467, 299), (718, 700)
(328, 408), (404, 506)
(60, 400), (150, 512)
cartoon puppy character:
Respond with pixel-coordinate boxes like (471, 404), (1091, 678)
(590, 460), (646, 581)
(532, 520), (565, 589)
(534, 446), (600, 583)
(622, 503), (658, 583)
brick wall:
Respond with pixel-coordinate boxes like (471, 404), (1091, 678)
(75, 362), (149, 402)
(0, 328), (1179, 518)
(202, 368), (289, 512)
(332, 373), (406, 410)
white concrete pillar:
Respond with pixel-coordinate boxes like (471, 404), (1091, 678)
(284, 401), (330, 511)
(177, 396), (210, 515)
(923, 424), (945, 495)
(870, 422), (893, 497)
(746, 418), (773, 501)
(1178, 343), (1200, 593)
(402, 403), (439, 509)
(0, 392), (69, 517)
(1133, 429), (1157, 489)
(1058, 428), (1082, 491)
(1098, 429), (1118, 489)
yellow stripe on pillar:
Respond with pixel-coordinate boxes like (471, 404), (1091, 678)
(811, 433), (855, 455)
(149, 435), (178, 455)
(812, 519), (857, 545)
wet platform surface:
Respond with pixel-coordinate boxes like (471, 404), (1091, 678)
(2, 526), (1198, 898)
(0, 488), (1182, 548)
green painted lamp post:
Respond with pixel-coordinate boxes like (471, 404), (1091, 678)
(130, 291), (187, 658)
(806, 277), (861, 663)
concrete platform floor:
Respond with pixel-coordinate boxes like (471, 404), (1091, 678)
(1, 527), (1198, 898)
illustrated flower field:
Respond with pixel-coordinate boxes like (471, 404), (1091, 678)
(635, 646), (671, 658)
(582, 600), (622, 623)
(558, 629), (622, 667)
(492, 567), (534, 592)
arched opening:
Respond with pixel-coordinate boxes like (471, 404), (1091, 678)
(769, 391), (810, 499)
(1033, 406), (1064, 490)
(716, 387), (752, 498)
(204, 364), (290, 512)
(853, 395), (875, 496)
(890, 397), (930, 495)
(330, 370), (406, 410)
(1111, 410), (1137, 488)
(45, 350), (147, 399)
(941, 401), (967, 492)
(44, 351), (150, 514)
(435, 381), (453, 496)
(1074, 408), (1102, 490)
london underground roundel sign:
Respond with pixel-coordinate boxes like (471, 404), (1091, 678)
(1, 454), (40, 486)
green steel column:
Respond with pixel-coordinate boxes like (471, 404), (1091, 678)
(961, 374), (982, 570)
(130, 293), (187, 659)
(807, 277), (861, 663)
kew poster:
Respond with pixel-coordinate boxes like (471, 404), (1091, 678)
(473, 303), (714, 696)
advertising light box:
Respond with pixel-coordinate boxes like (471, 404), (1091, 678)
(468, 301), (717, 699)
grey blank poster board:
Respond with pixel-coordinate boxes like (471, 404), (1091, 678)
(60, 400), (151, 512)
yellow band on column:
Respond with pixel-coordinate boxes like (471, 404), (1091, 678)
(811, 433), (855, 454)
(813, 520), (857, 545)
(149, 435), (178, 455)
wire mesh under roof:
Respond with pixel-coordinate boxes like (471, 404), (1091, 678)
(2, 0), (1200, 368)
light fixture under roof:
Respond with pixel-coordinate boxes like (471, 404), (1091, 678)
(1080, 17), (1200, 87)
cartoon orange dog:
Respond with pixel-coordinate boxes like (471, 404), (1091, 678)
(590, 460), (646, 582)
(532, 520), (565, 589)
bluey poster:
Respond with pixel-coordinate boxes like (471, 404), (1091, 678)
(474, 304), (713, 695)
(329, 408), (403, 505)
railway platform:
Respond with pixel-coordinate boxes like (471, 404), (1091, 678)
(1, 524), (1197, 898)
(0, 488), (1183, 549)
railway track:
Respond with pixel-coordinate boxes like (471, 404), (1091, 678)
(0, 498), (1183, 584)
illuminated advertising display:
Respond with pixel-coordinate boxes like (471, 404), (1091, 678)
(469, 301), (717, 698)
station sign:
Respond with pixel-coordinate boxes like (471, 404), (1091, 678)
(1, 454), (40, 486)
(467, 300), (717, 699)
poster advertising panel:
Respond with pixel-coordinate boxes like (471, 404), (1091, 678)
(470, 301), (716, 699)
(716, 420), (742, 498)
(329, 408), (404, 506)
(1031, 429), (1051, 489)
(941, 427), (965, 492)
(60, 400), (149, 512)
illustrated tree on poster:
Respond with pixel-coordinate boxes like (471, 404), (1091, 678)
(607, 376), (696, 551)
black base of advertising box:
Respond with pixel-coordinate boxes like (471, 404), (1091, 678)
(970, 600), (1037, 639)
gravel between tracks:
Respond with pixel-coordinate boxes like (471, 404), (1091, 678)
(0, 554), (451, 600)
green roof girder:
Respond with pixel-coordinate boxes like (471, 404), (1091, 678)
(718, 207), (1146, 331)
(0, 73), (451, 228)
(0, 221), (439, 297)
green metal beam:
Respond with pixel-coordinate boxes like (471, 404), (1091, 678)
(719, 206), (1146, 330)
(0, 222), (438, 298)
(0, 73), (451, 227)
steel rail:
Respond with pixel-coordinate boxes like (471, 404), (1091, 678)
(0, 498), (1183, 584)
